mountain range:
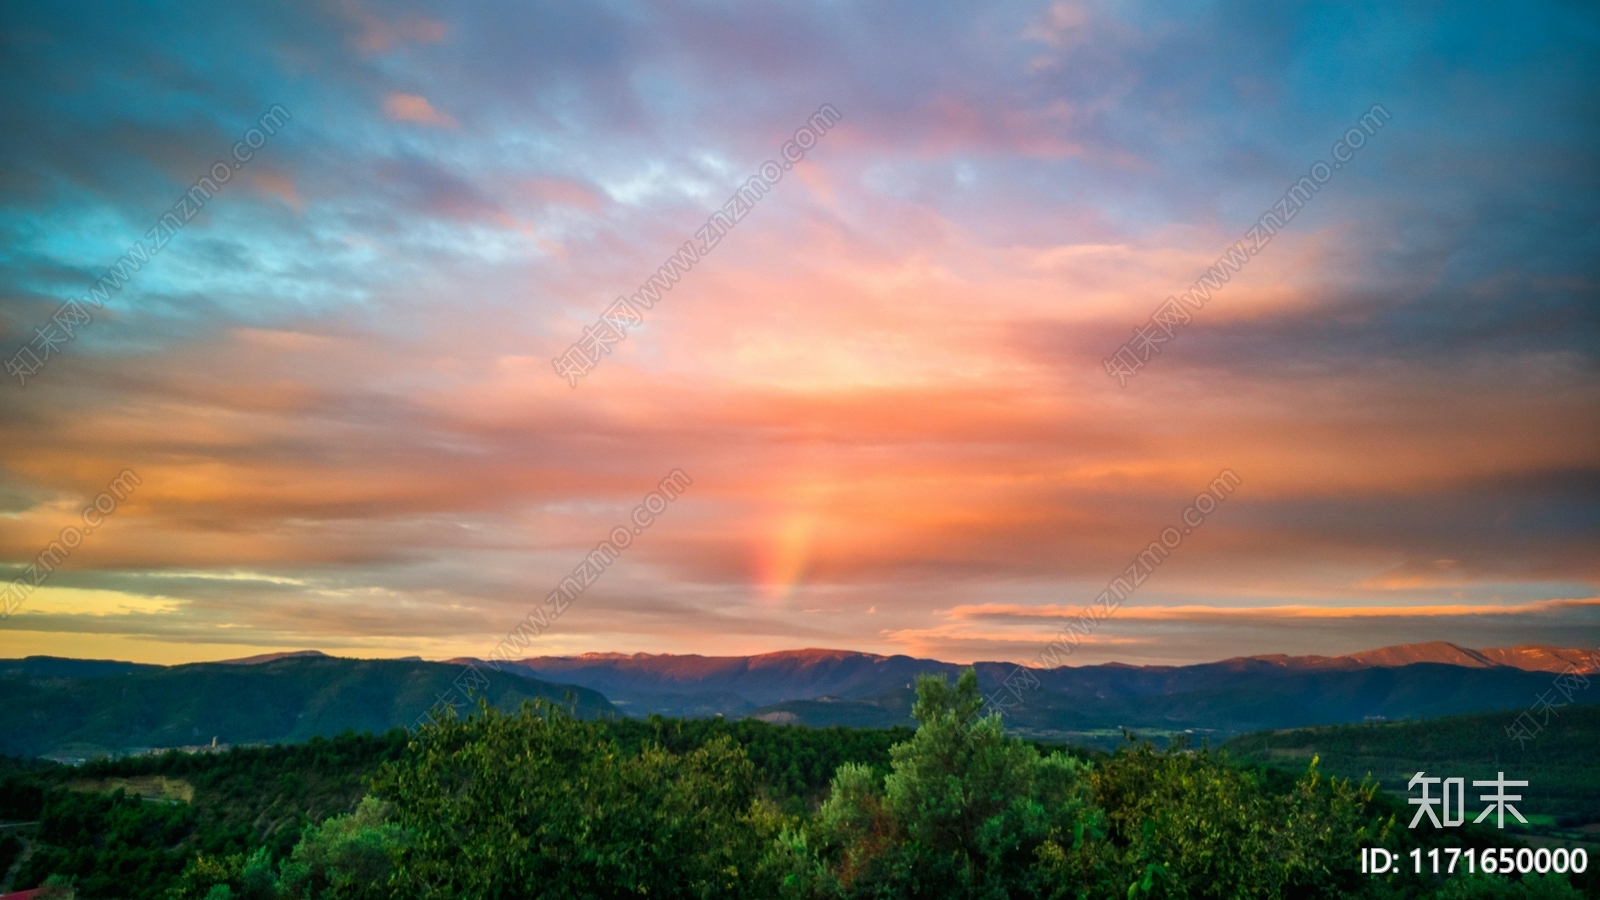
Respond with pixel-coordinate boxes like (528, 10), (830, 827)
(1, 641), (1592, 759)
(484, 641), (1596, 743)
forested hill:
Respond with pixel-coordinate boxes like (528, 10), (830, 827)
(0, 656), (614, 760)
(1223, 702), (1600, 827)
(0, 718), (917, 898)
(5, 675), (1595, 900)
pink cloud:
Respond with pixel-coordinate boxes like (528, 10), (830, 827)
(247, 170), (303, 211)
(938, 598), (1600, 623)
(382, 92), (457, 128)
(336, 0), (448, 54)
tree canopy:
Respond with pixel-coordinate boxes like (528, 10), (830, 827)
(7, 670), (1589, 900)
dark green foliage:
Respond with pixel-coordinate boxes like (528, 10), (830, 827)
(9, 681), (1596, 900)
(2, 732), (408, 898)
(0, 831), (24, 878)
(4, 718), (917, 897)
(1082, 741), (1387, 898)
(741, 691), (917, 729)
(275, 798), (408, 899)
(782, 669), (1098, 899)
(366, 699), (782, 899)
(606, 716), (915, 813)
(15, 788), (195, 900)
(82, 730), (411, 859)
(167, 801), (408, 900)
(0, 774), (47, 821)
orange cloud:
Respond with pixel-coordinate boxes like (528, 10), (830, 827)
(247, 170), (303, 211)
(382, 93), (457, 128)
(939, 598), (1600, 623)
(2, 155), (1595, 664)
(337, 0), (448, 54)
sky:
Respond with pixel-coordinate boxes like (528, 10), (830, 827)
(0, 0), (1596, 667)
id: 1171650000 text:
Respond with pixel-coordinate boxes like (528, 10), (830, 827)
(1363, 847), (1587, 877)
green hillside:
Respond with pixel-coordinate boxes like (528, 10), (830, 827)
(742, 688), (917, 729)
(0, 716), (919, 898)
(1224, 703), (1600, 833)
(0, 657), (616, 760)
(0, 730), (411, 895)
(5, 674), (1597, 899)
(725, 664), (1574, 751)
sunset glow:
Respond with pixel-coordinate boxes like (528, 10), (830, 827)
(1, 0), (1595, 666)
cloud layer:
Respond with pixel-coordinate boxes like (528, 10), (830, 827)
(1, 0), (1596, 665)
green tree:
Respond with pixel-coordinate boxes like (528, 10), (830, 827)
(274, 797), (407, 899)
(1075, 740), (1393, 899)
(788, 669), (1098, 899)
(165, 799), (405, 900)
(369, 699), (780, 899)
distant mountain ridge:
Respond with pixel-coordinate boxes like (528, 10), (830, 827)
(476, 648), (957, 711)
(1229, 641), (1594, 672)
(215, 649), (331, 665)
(489, 640), (1588, 703)
(466, 641), (1595, 741)
(4, 641), (1591, 759)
